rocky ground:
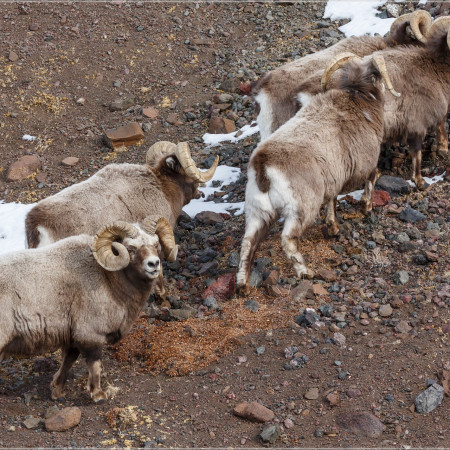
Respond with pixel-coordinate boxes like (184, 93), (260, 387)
(0, 2), (449, 448)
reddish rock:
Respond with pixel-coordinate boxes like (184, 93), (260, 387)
(372, 190), (391, 207)
(45, 407), (81, 432)
(313, 284), (328, 296)
(7, 155), (41, 181)
(61, 157), (80, 167)
(35, 172), (47, 183)
(166, 113), (178, 125)
(240, 82), (252, 95)
(233, 401), (275, 423)
(223, 117), (236, 133)
(291, 280), (314, 300)
(142, 107), (159, 119)
(424, 251), (438, 262)
(105, 123), (144, 149)
(202, 273), (236, 302)
(266, 284), (290, 298)
(316, 268), (337, 282)
(395, 320), (412, 334)
(29, 23), (39, 31)
(208, 115), (226, 134)
(261, 270), (279, 286)
(336, 411), (385, 437)
(442, 323), (450, 335)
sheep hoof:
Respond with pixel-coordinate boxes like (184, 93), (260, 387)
(50, 388), (65, 401)
(415, 179), (428, 191)
(92, 392), (107, 404)
(236, 283), (251, 297)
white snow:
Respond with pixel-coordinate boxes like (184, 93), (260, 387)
(182, 165), (244, 218)
(324, 0), (395, 38)
(0, 201), (34, 256)
(22, 134), (37, 141)
(202, 122), (260, 147)
(407, 172), (446, 188)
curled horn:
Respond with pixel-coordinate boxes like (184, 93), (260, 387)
(321, 52), (362, 91)
(390, 10), (432, 44)
(426, 16), (450, 49)
(372, 54), (401, 97)
(93, 222), (139, 271)
(142, 217), (178, 262)
(146, 141), (177, 166)
(175, 142), (219, 183)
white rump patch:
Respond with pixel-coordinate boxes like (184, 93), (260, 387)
(36, 226), (54, 248)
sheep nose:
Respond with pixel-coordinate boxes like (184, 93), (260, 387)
(147, 258), (160, 269)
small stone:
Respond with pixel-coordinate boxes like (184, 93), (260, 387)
(8, 51), (19, 62)
(166, 113), (178, 125)
(260, 425), (280, 444)
(414, 383), (444, 414)
(109, 97), (136, 112)
(227, 252), (239, 268)
(336, 411), (385, 437)
(304, 387), (319, 400)
(314, 429), (324, 438)
(23, 416), (42, 429)
(61, 157), (80, 167)
(7, 155), (41, 181)
(195, 211), (224, 225)
(365, 241), (376, 250)
(291, 280), (314, 301)
(313, 284), (328, 296)
(393, 270), (409, 285)
(262, 270), (279, 286)
(295, 309), (320, 327)
(256, 346), (265, 355)
(284, 418), (294, 429)
(326, 393), (340, 406)
(105, 123), (144, 149)
(76, 97), (85, 105)
(346, 388), (362, 398)
(29, 23), (40, 31)
(142, 107), (159, 119)
(244, 299), (259, 312)
(395, 320), (412, 334)
(379, 304), (393, 317)
(249, 269), (263, 288)
(203, 296), (219, 310)
(398, 207), (426, 223)
(316, 268), (337, 282)
(333, 332), (346, 347)
(45, 407), (81, 432)
(234, 401), (275, 423)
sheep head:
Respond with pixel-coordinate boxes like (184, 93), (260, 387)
(390, 10), (432, 45)
(141, 216), (178, 262)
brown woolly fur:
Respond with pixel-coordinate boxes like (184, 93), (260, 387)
(25, 151), (203, 248)
(426, 19), (450, 62)
(0, 225), (162, 402)
(237, 59), (386, 291)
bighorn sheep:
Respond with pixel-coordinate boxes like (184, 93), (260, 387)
(237, 54), (397, 294)
(253, 10), (432, 142)
(301, 16), (450, 190)
(25, 141), (218, 298)
(0, 218), (177, 402)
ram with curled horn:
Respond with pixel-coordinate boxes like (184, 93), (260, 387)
(0, 220), (174, 402)
(251, 9), (432, 142)
(25, 140), (219, 299)
(237, 51), (393, 294)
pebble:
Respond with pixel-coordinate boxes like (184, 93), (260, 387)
(304, 387), (319, 400)
(393, 270), (409, 285)
(336, 410), (385, 437)
(260, 425), (280, 444)
(233, 401), (275, 423)
(45, 407), (81, 432)
(398, 207), (426, 223)
(379, 304), (393, 317)
(244, 299), (259, 312)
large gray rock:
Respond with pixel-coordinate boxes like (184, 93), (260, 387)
(260, 425), (280, 444)
(375, 176), (410, 196)
(337, 410), (385, 437)
(398, 207), (426, 223)
(414, 383), (444, 414)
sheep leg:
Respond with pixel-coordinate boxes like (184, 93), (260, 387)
(84, 348), (107, 404)
(237, 218), (270, 295)
(325, 198), (340, 236)
(361, 169), (380, 214)
(281, 217), (314, 279)
(51, 347), (80, 400)
(408, 135), (426, 190)
(431, 119), (448, 159)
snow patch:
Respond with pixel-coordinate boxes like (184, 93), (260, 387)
(22, 134), (37, 141)
(0, 201), (34, 256)
(183, 165), (244, 218)
(324, 0), (395, 38)
(202, 122), (259, 147)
